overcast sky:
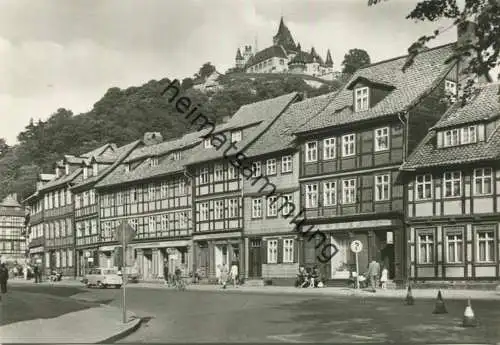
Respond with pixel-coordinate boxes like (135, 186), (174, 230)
(1, 0), (494, 145)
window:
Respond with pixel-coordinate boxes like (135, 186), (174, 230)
(446, 232), (463, 263)
(67, 249), (73, 267)
(228, 199), (238, 218)
(252, 162), (261, 177)
(375, 174), (390, 201)
(477, 230), (495, 263)
(204, 137), (213, 148)
(267, 196), (278, 217)
(149, 216), (156, 232)
(200, 168), (209, 184)
(443, 171), (461, 198)
(374, 127), (389, 151)
(179, 212), (187, 228)
(231, 130), (242, 143)
(474, 168), (492, 195)
(283, 239), (294, 263)
(342, 134), (355, 157)
(444, 129), (460, 147)
(160, 183), (168, 199)
(150, 157), (159, 167)
(354, 87), (369, 111)
(199, 203), (209, 221)
(266, 159), (276, 175)
(281, 194), (293, 216)
(342, 179), (356, 204)
(228, 165), (237, 179)
(323, 182), (337, 206)
(214, 200), (224, 219)
(415, 174), (433, 200)
(252, 198), (262, 218)
(305, 141), (318, 162)
(418, 233), (434, 264)
(461, 126), (477, 144)
(160, 215), (167, 230)
(214, 164), (224, 182)
(445, 80), (457, 95)
(323, 138), (336, 160)
(305, 184), (318, 208)
(267, 239), (278, 263)
(281, 155), (292, 173)
(179, 180), (186, 195)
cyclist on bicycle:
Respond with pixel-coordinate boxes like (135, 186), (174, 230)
(174, 267), (183, 289)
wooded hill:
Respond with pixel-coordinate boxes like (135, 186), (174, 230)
(0, 73), (343, 203)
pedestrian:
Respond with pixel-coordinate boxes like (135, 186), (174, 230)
(216, 264), (222, 285)
(163, 260), (169, 286)
(230, 261), (238, 288)
(33, 265), (39, 283)
(380, 266), (388, 289)
(367, 258), (381, 292)
(0, 263), (9, 294)
(220, 263), (228, 289)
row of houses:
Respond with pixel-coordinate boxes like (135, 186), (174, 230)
(24, 22), (500, 286)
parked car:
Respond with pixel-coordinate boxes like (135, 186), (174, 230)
(116, 266), (139, 283)
(84, 267), (123, 288)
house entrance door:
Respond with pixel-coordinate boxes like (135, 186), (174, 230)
(248, 239), (262, 278)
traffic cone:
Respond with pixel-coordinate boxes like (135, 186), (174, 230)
(405, 285), (414, 305)
(462, 299), (477, 327)
(432, 290), (448, 314)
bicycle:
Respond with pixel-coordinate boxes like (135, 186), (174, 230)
(173, 276), (187, 291)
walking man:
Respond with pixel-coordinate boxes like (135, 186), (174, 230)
(163, 260), (169, 286)
(0, 263), (9, 296)
(367, 258), (381, 292)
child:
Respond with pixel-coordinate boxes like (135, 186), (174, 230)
(380, 266), (388, 289)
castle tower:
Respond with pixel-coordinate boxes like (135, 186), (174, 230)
(235, 48), (244, 69)
(242, 45), (253, 65)
(272, 17), (297, 51)
(325, 49), (333, 68)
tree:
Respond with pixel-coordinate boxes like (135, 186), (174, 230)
(341, 49), (371, 74)
(0, 138), (9, 158)
(195, 62), (216, 80)
(181, 77), (194, 89)
(368, 0), (500, 93)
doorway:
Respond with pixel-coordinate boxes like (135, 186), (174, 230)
(377, 231), (395, 279)
(248, 239), (262, 278)
(214, 244), (228, 278)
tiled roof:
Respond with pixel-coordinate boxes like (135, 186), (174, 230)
(64, 155), (87, 165)
(401, 83), (500, 170)
(72, 140), (142, 191)
(38, 167), (82, 192)
(244, 92), (336, 157)
(0, 194), (21, 208)
(185, 92), (299, 166)
(81, 143), (117, 158)
(431, 83), (500, 130)
(124, 130), (205, 163)
(39, 174), (56, 182)
(246, 45), (288, 68)
(294, 43), (457, 134)
(96, 136), (202, 188)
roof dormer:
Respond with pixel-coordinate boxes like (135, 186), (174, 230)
(436, 124), (485, 148)
(354, 86), (369, 112)
(347, 76), (395, 112)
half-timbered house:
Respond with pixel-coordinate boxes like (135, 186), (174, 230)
(185, 92), (299, 282)
(95, 132), (202, 281)
(401, 82), (500, 282)
(0, 194), (26, 263)
(293, 43), (460, 286)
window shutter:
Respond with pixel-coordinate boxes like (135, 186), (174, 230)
(478, 124), (485, 141)
(293, 239), (299, 263)
(262, 240), (268, 264)
(437, 132), (443, 147)
(277, 239), (283, 264)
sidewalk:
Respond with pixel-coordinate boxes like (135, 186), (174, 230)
(0, 303), (141, 343)
(11, 278), (500, 300)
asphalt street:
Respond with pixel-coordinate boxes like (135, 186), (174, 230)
(5, 284), (500, 343)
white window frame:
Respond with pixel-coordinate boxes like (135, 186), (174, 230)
(446, 232), (463, 263)
(305, 184), (318, 208)
(323, 182), (337, 206)
(252, 198), (262, 218)
(148, 184), (155, 201)
(354, 87), (369, 112)
(204, 137), (213, 148)
(150, 157), (159, 167)
(266, 159), (277, 175)
(415, 174), (433, 200)
(283, 239), (294, 263)
(375, 174), (390, 201)
(199, 203), (209, 221)
(342, 134), (356, 157)
(200, 168), (209, 184)
(228, 165), (237, 179)
(267, 196), (278, 217)
(267, 239), (278, 264)
(281, 155), (292, 173)
(281, 194), (293, 216)
(160, 182), (168, 199)
(214, 200), (224, 220)
(342, 179), (356, 204)
(228, 199), (238, 218)
(231, 130), (242, 143)
(323, 138), (336, 160)
(418, 233), (434, 264)
(374, 127), (389, 152)
(476, 230), (495, 263)
(443, 171), (462, 198)
(149, 216), (156, 232)
(461, 126), (477, 144)
(252, 162), (261, 177)
(214, 164), (224, 182)
(305, 141), (318, 162)
(445, 80), (457, 96)
(444, 129), (460, 147)
(473, 168), (493, 196)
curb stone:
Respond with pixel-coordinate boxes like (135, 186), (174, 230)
(98, 317), (142, 344)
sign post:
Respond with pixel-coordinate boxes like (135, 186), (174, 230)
(350, 240), (363, 289)
(114, 221), (135, 324)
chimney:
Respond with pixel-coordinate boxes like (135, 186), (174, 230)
(143, 132), (163, 146)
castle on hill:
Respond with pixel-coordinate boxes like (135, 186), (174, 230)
(234, 17), (340, 81)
